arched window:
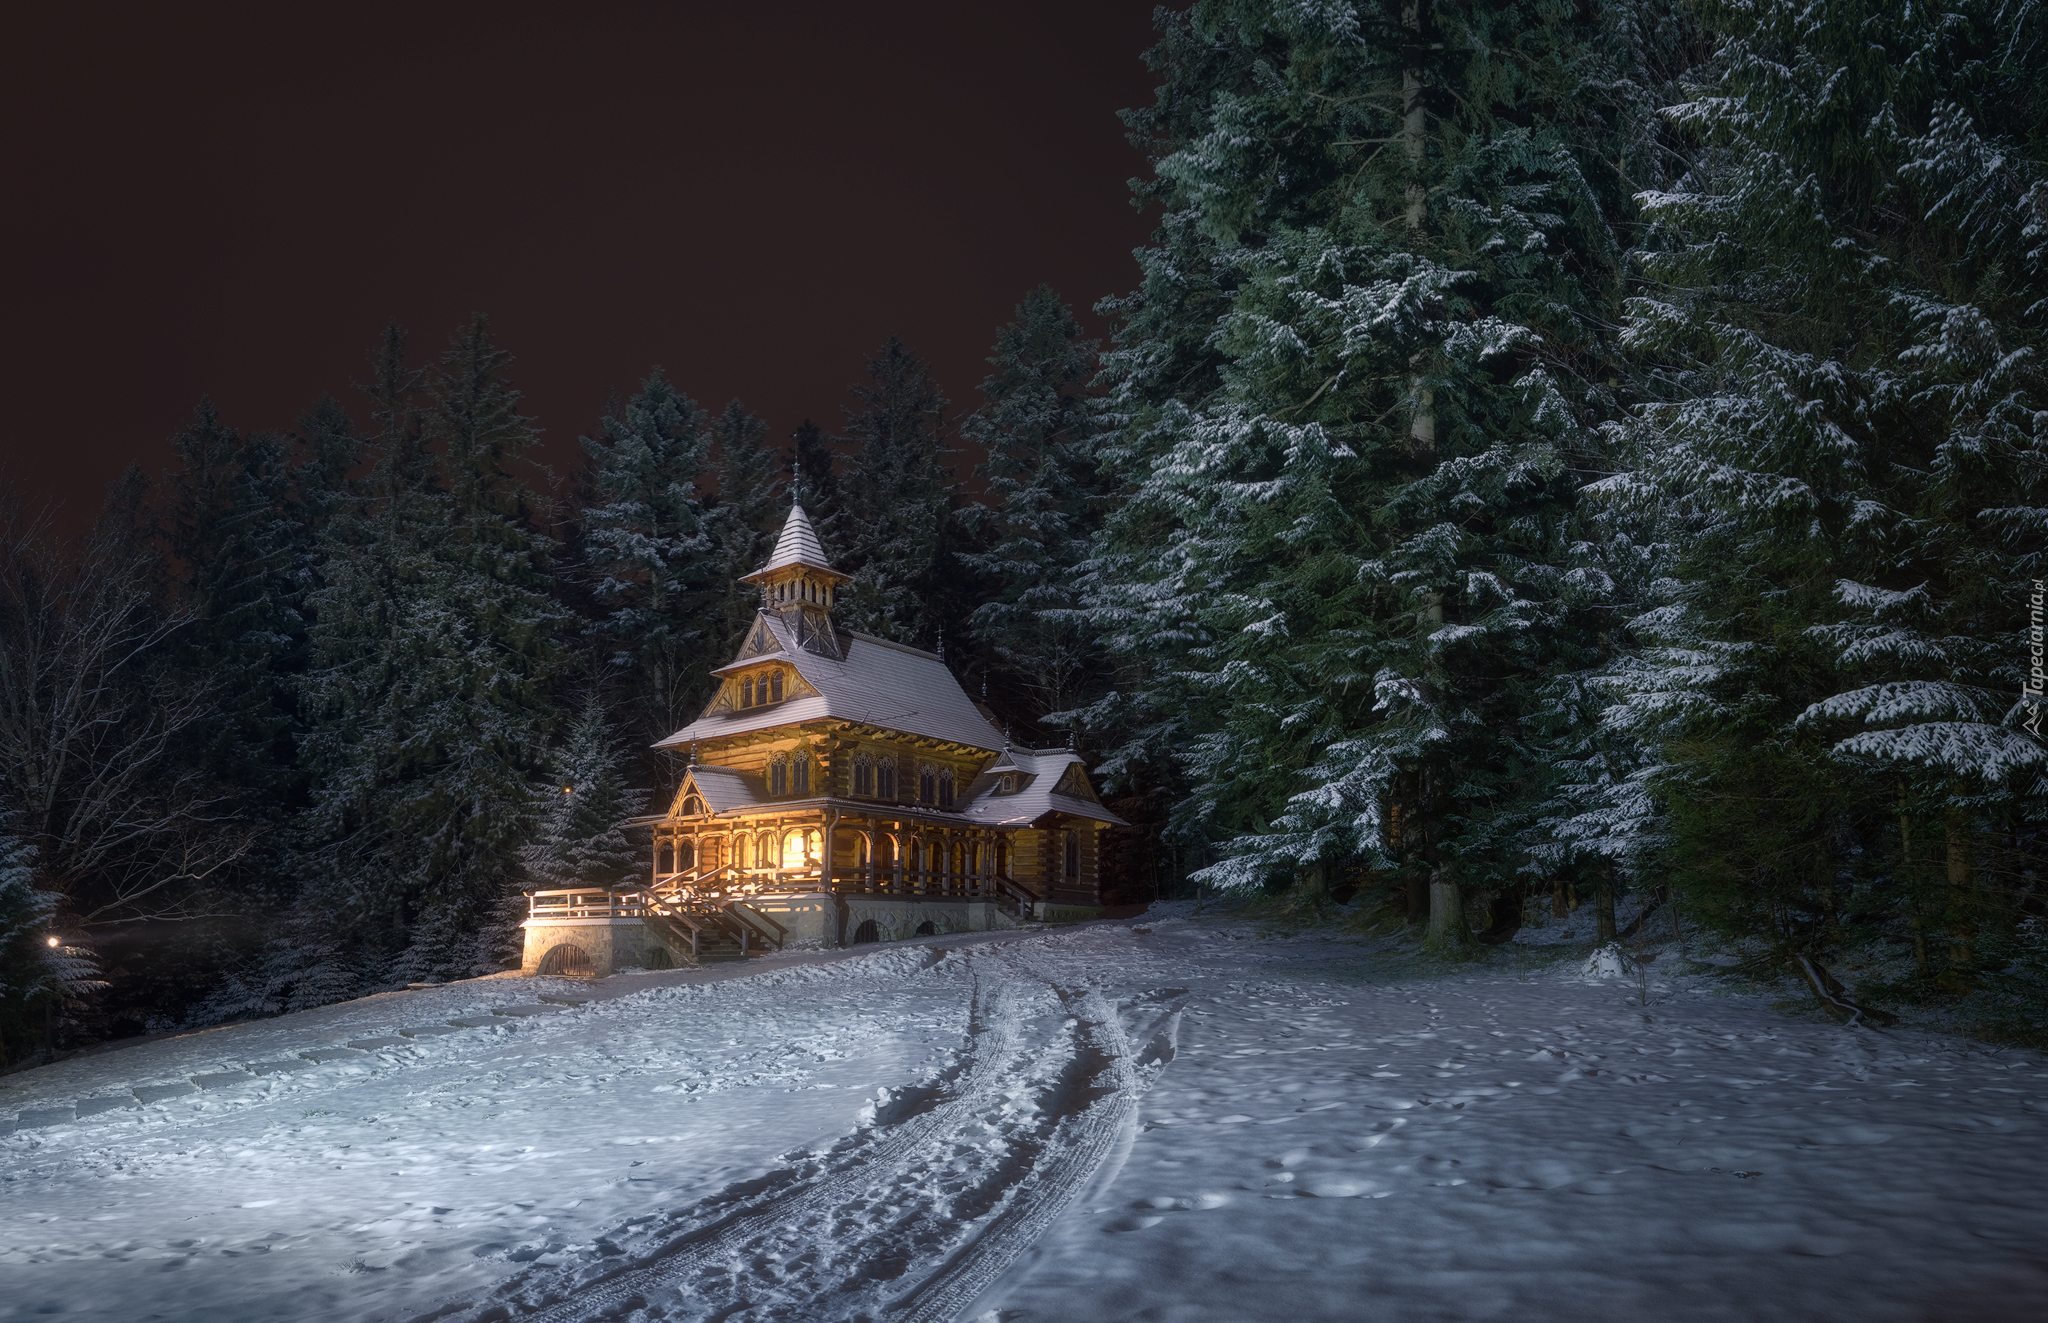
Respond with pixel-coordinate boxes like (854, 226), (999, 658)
(852, 753), (874, 797)
(676, 839), (695, 871)
(736, 835), (751, 870)
(918, 766), (936, 804)
(769, 670), (784, 703)
(682, 794), (704, 817)
(770, 756), (789, 796)
(938, 770), (955, 808)
(741, 676), (755, 707)
(877, 759), (896, 800)
(1064, 830), (1080, 880)
(793, 752), (810, 796)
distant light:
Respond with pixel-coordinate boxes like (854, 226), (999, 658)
(562, 785), (574, 795)
(45, 936), (59, 947)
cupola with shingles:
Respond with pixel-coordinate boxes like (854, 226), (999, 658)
(740, 503), (849, 659)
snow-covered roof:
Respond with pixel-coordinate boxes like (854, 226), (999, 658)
(957, 746), (1128, 828)
(743, 503), (840, 579)
(657, 614), (1008, 753)
(674, 764), (766, 816)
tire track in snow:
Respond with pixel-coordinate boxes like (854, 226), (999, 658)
(888, 980), (1189, 1323)
(429, 950), (1183, 1323)
(428, 950), (1045, 1322)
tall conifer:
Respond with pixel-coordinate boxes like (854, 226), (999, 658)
(579, 369), (719, 747)
(836, 336), (955, 645)
(1602, 0), (2048, 976)
(1081, 1), (1651, 939)
(959, 286), (1107, 726)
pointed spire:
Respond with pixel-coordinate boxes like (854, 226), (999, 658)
(752, 501), (836, 576)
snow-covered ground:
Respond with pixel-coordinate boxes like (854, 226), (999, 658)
(4, 911), (2046, 1321)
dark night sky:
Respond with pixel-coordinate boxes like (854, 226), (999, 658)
(3, 2), (1166, 531)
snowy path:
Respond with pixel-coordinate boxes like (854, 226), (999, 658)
(3, 917), (2047, 1321)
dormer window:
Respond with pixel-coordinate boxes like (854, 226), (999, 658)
(996, 774), (1016, 794)
(736, 669), (788, 710)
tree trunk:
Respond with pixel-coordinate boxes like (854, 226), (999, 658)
(1594, 866), (1617, 944)
(1551, 880), (1569, 918)
(1425, 865), (1469, 950)
(1901, 785), (1929, 974)
(1947, 809), (1975, 968)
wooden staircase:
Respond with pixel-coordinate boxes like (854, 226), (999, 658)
(641, 892), (786, 966)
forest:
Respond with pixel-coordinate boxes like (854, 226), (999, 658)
(4, 0), (2045, 1062)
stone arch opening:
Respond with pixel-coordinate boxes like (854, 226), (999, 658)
(915, 920), (936, 936)
(851, 919), (880, 945)
(536, 943), (593, 977)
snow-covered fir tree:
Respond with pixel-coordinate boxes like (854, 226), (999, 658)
(578, 369), (721, 747)
(835, 336), (957, 645)
(1599, 0), (2048, 976)
(0, 818), (103, 1065)
(1078, 0), (1658, 944)
(523, 691), (640, 895)
(298, 320), (571, 982)
(790, 418), (843, 536)
(709, 399), (788, 649)
(958, 286), (1109, 729)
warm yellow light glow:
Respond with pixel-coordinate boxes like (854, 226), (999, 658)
(45, 936), (59, 947)
(562, 785), (573, 795)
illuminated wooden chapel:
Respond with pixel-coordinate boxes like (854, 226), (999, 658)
(521, 503), (1125, 975)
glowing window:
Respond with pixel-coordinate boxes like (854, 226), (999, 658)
(781, 829), (819, 870)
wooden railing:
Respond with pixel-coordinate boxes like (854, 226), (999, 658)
(527, 889), (650, 919)
(533, 867), (1041, 923)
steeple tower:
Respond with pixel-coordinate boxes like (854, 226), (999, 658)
(742, 503), (851, 657)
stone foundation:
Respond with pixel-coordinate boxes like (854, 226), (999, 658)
(521, 894), (1054, 976)
(519, 917), (676, 978)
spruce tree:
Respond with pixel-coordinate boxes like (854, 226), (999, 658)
(299, 320), (571, 981)
(1602, 0), (2048, 982)
(578, 369), (720, 747)
(708, 399), (788, 650)
(524, 692), (640, 895)
(836, 336), (956, 645)
(790, 418), (843, 531)
(158, 403), (307, 834)
(1078, 1), (1653, 940)
(958, 286), (1107, 727)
